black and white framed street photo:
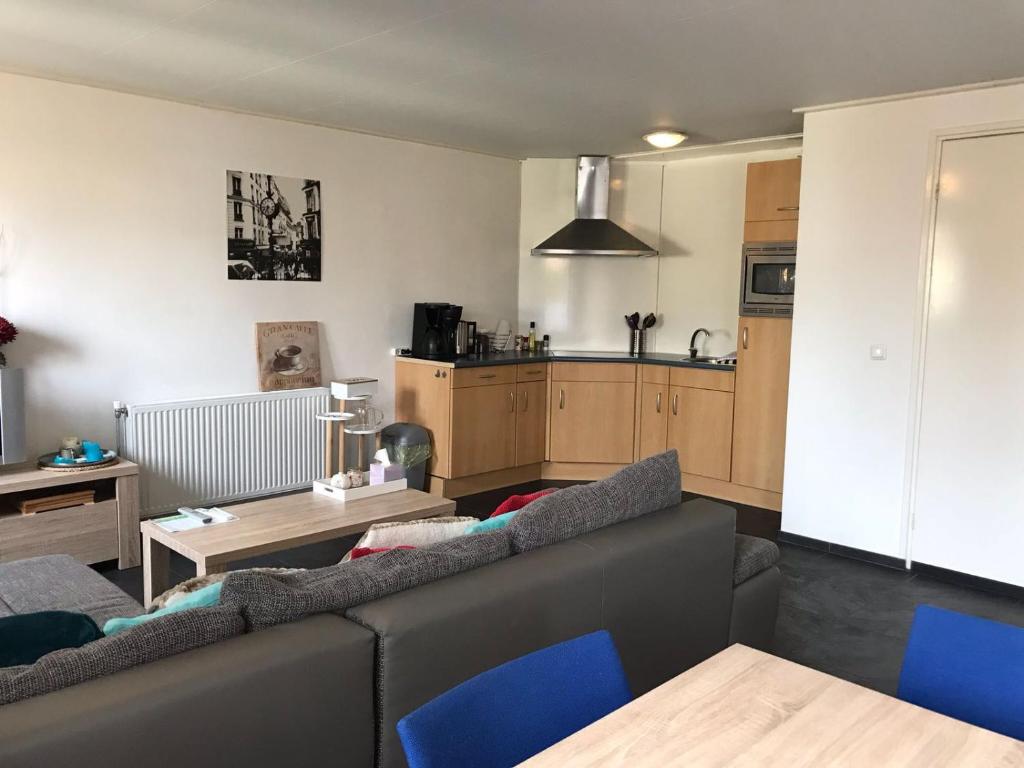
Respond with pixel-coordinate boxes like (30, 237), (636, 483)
(226, 171), (321, 281)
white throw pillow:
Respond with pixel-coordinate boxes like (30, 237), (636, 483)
(349, 516), (478, 555)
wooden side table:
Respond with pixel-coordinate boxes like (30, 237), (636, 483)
(0, 460), (141, 569)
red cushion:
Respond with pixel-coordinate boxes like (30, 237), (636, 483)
(490, 488), (558, 518)
(350, 545), (416, 560)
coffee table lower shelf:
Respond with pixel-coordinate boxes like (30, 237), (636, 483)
(140, 489), (456, 606)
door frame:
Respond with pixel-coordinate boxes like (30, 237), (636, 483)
(900, 120), (1024, 568)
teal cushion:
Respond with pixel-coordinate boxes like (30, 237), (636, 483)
(465, 511), (517, 535)
(103, 581), (223, 637)
(0, 610), (102, 666)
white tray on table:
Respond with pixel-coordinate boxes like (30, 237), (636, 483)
(312, 477), (408, 502)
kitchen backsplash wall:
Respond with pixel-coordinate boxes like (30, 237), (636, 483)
(518, 160), (660, 351)
(518, 145), (801, 356)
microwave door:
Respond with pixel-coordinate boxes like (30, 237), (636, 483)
(746, 258), (795, 305)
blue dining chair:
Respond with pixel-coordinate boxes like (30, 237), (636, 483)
(898, 604), (1024, 740)
(397, 630), (632, 768)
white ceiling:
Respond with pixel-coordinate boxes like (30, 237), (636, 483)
(2, 0), (1024, 158)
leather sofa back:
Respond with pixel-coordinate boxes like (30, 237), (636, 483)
(347, 498), (736, 768)
(0, 614), (377, 768)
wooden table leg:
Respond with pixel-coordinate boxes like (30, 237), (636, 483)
(339, 398), (348, 472)
(325, 416), (334, 478)
(116, 474), (141, 569)
(197, 560), (227, 578)
(143, 532), (171, 608)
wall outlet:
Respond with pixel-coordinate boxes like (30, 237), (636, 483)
(870, 344), (887, 361)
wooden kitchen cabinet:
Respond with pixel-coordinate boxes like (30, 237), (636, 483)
(549, 378), (636, 464)
(396, 359), (546, 483)
(638, 365), (670, 459)
(515, 379), (547, 466)
(744, 158), (801, 242)
(398, 353), (786, 510)
(667, 386), (734, 481)
(450, 383), (517, 477)
(732, 317), (792, 493)
(638, 381), (669, 459)
(394, 361), (452, 478)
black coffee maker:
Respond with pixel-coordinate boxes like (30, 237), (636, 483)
(412, 303), (463, 359)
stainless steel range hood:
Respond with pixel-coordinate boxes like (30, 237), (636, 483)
(531, 156), (658, 257)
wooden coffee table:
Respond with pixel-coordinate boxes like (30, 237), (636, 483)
(140, 489), (456, 605)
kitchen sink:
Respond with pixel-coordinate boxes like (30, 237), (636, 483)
(683, 356), (736, 366)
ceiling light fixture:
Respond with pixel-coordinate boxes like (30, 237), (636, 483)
(642, 130), (688, 149)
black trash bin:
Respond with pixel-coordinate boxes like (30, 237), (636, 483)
(381, 423), (432, 492)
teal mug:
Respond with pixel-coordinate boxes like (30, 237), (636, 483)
(82, 441), (104, 462)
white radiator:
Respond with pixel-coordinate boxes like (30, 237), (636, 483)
(115, 388), (329, 517)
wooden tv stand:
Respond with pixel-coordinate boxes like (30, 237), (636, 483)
(0, 460), (141, 569)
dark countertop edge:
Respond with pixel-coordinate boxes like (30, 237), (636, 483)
(396, 351), (736, 372)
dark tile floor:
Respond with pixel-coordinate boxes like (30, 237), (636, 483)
(95, 482), (1024, 697)
(772, 542), (1024, 695)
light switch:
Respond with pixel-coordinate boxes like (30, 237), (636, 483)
(870, 344), (887, 361)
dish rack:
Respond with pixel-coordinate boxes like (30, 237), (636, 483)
(487, 330), (513, 352)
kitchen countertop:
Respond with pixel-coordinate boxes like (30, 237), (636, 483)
(396, 349), (736, 371)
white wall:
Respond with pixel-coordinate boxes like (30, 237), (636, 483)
(656, 151), (799, 357)
(518, 148), (801, 355)
(0, 73), (520, 457)
(783, 82), (1024, 559)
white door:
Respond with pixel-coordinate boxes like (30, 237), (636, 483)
(912, 131), (1024, 586)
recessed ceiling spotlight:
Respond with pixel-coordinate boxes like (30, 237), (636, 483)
(642, 130), (688, 149)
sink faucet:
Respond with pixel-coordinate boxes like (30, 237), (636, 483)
(689, 328), (710, 359)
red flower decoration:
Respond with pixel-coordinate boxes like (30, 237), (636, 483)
(0, 317), (18, 347)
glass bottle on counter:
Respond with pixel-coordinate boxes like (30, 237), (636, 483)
(528, 321), (537, 352)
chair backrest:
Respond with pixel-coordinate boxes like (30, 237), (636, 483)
(898, 604), (1024, 740)
(397, 629), (631, 768)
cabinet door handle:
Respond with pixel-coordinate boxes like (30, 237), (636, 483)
(777, 206), (799, 211)
(742, 326), (749, 350)
(525, 369), (542, 375)
(434, 370), (441, 378)
(479, 373), (497, 379)
(672, 393), (679, 416)
(522, 389), (529, 412)
(509, 390), (515, 413)
(559, 388), (565, 410)
(656, 391), (662, 413)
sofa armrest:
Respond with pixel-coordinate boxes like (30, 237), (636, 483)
(729, 566), (782, 650)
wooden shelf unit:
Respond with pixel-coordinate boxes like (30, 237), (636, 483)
(0, 460), (141, 569)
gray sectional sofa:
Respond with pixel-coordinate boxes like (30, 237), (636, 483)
(0, 453), (781, 768)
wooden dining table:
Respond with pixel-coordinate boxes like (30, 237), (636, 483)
(519, 644), (1024, 767)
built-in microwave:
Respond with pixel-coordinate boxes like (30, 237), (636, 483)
(740, 241), (796, 317)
